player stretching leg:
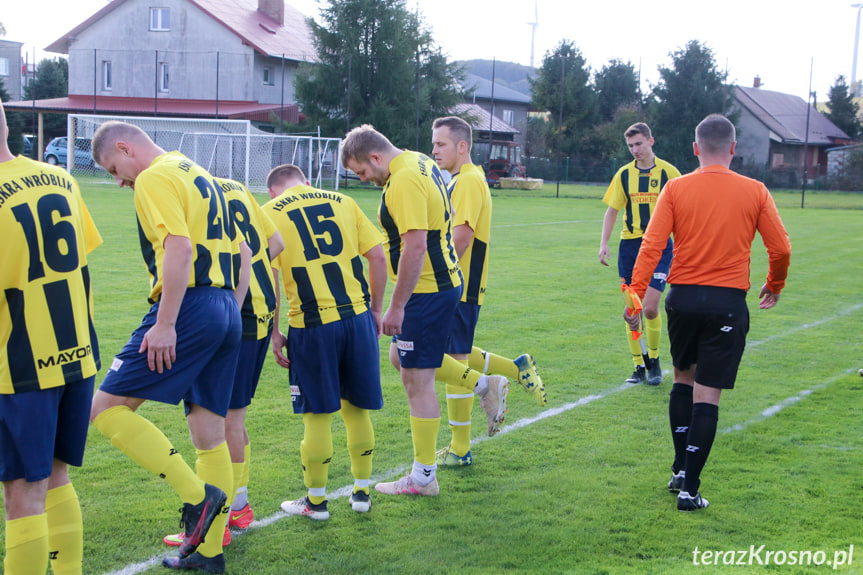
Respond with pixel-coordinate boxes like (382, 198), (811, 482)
(429, 117), (543, 467)
(163, 178), (283, 548)
(90, 121), (249, 573)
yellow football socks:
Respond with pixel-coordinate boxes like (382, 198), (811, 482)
(5, 514), (49, 575)
(410, 415), (440, 466)
(445, 383), (474, 456)
(46, 483), (83, 575)
(627, 327), (645, 367)
(341, 399), (374, 487)
(195, 442), (233, 558)
(645, 315), (662, 359)
(302, 412), (334, 505)
(93, 405), (205, 504)
(469, 347), (518, 379)
(437, 354), (481, 388)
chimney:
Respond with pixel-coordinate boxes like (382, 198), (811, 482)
(753, 76), (761, 89)
(258, 0), (284, 26)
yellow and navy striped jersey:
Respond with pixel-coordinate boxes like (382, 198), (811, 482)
(217, 178), (278, 340)
(378, 151), (462, 293)
(449, 163), (491, 306)
(1, 156), (102, 394)
(134, 152), (242, 303)
(264, 185), (383, 329)
(602, 157), (681, 240)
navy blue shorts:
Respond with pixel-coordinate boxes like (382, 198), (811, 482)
(228, 335), (271, 410)
(289, 310), (383, 414)
(666, 285), (750, 390)
(0, 377), (94, 482)
(395, 286), (462, 369)
(99, 287), (242, 417)
(446, 301), (481, 355)
(618, 237), (673, 291)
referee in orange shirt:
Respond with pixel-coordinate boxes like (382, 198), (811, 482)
(629, 114), (791, 511)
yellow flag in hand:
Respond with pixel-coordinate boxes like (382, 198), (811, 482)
(621, 283), (643, 340)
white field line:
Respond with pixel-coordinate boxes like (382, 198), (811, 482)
(102, 304), (860, 575)
(747, 302), (863, 348)
(720, 368), (857, 434)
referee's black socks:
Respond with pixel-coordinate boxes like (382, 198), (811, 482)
(668, 383), (693, 474)
(683, 402), (719, 495)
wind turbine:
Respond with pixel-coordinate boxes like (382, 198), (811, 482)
(529, 1), (538, 68)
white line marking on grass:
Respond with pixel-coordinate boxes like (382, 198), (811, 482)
(494, 219), (601, 228)
(721, 368), (857, 434)
(748, 303), (863, 348)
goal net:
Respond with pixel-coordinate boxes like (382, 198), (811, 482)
(68, 114), (342, 191)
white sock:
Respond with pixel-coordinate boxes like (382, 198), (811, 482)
(474, 375), (489, 397)
(410, 460), (436, 486)
(231, 486), (248, 511)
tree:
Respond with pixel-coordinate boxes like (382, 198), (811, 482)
(22, 58), (69, 139)
(529, 40), (597, 157)
(1, 78), (25, 155)
(294, 0), (464, 147)
(825, 75), (862, 140)
(594, 59), (640, 123)
(649, 40), (735, 171)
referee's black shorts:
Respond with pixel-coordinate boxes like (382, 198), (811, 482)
(665, 285), (749, 389)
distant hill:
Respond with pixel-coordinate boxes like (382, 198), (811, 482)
(458, 59), (535, 97)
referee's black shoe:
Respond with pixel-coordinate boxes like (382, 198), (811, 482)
(625, 366), (646, 384)
(647, 357), (663, 386)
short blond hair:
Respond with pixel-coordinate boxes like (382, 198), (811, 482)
(340, 124), (394, 168)
(92, 121), (150, 165)
(266, 164), (307, 190)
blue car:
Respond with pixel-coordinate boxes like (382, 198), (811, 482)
(44, 137), (95, 168)
(22, 135), (34, 157)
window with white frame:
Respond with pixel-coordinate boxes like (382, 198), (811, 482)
(263, 67), (274, 85)
(150, 7), (170, 31)
(159, 62), (169, 92)
(102, 61), (113, 91)
(502, 109), (514, 126)
(0, 58), (9, 77)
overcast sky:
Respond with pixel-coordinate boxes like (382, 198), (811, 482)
(3, 0), (860, 103)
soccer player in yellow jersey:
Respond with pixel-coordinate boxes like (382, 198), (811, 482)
(1, 98), (101, 575)
(162, 178), (283, 548)
(89, 121), (250, 574)
(263, 164), (386, 517)
(430, 116), (545, 467)
(341, 125), (507, 496)
(599, 122), (680, 386)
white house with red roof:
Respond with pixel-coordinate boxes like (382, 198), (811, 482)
(7, 0), (315, 122)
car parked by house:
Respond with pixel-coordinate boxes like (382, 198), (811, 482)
(22, 135), (35, 158)
(44, 137), (96, 168)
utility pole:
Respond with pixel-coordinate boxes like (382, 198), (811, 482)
(853, 4), (863, 96)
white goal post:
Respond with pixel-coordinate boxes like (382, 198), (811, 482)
(67, 114), (342, 192)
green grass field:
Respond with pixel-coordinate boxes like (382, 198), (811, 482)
(2, 182), (861, 574)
